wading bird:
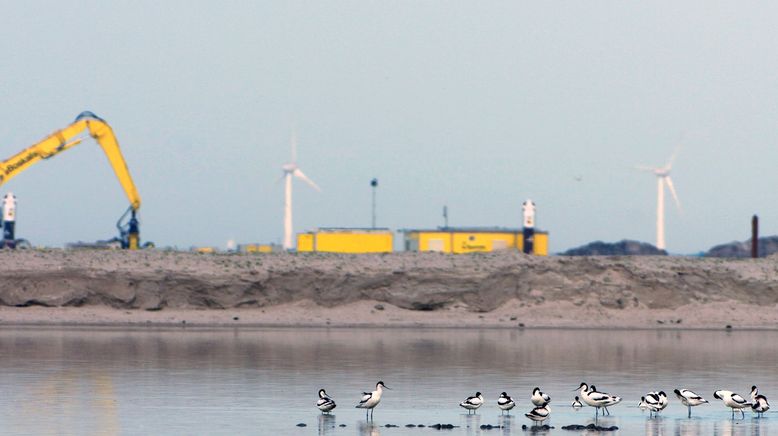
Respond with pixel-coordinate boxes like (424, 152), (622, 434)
(674, 388), (708, 418)
(531, 387), (551, 406)
(525, 404), (550, 425)
(497, 392), (515, 415)
(459, 392), (484, 414)
(576, 383), (621, 419)
(355, 381), (390, 420)
(751, 386), (770, 418)
(713, 390), (750, 419)
(316, 389), (336, 413)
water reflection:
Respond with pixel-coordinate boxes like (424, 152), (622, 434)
(461, 412), (480, 435)
(497, 414), (514, 435)
(317, 413), (336, 436)
(0, 327), (776, 435)
(674, 418), (702, 436)
(644, 416), (668, 436)
(13, 369), (119, 436)
(357, 421), (381, 436)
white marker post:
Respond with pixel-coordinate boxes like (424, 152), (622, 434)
(3, 192), (17, 248)
(522, 199), (535, 254)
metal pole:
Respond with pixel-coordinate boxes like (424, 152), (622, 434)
(370, 178), (378, 229)
(752, 215), (759, 258)
(443, 206), (448, 228)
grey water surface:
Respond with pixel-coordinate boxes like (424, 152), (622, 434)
(0, 327), (775, 435)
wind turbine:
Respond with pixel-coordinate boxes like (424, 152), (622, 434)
(280, 131), (320, 250)
(636, 145), (682, 251)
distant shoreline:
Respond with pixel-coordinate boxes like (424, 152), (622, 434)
(0, 250), (776, 329)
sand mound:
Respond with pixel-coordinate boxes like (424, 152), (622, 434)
(0, 250), (775, 316)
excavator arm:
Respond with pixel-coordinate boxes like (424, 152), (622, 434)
(0, 111), (145, 249)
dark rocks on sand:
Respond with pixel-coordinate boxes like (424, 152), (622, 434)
(384, 424), (398, 428)
(480, 424), (503, 429)
(521, 424), (554, 431)
(296, 423), (306, 427)
(374, 304), (385, 311)
(430, 423), (456, 429)
(405, 424), (416, 427)
(561, 424), (618, 431)
(338, 424), (346, 427)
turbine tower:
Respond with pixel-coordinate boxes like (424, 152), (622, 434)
(636, 146), (682, 250)
(280, 131), (320, 250)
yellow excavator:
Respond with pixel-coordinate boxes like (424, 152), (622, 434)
(0, 111), (149, 249)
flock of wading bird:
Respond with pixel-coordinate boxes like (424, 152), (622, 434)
(316, 382), (772, 425)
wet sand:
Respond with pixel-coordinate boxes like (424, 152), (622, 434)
(0, 249), (776, 329)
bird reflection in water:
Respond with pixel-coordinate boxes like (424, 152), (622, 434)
(674, 419), (702, 436)
(644, 416), (667, 436)
(357, 420), (381, 436)
(497, 414), (514, 436)
(713, 417), (767, 436)
(462, 413), (481, 436)
(317, 413), (336, 436)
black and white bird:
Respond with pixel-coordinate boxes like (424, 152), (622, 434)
(459, 392), (484, 414)
(525, 404), (550, 425)
(576, 383), (621, 418)
(713, 390), (750, 419)
(599, 390), (622, 415)
(640, 391), (667, 418)
(497, 392), (515, 415)
(316, 389), (336, 413)
(751, 385), (760, 402)
(572, 396), (583, 409)
(355, 381), (390, 420)
(751, 386), (770, 418)
(674, 389), (708, 418)
(531, 387), (551, 406)
(655, 391), (668, 413)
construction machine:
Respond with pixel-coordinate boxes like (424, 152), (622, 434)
(0, 111), (150, 249)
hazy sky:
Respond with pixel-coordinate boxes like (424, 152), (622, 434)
(1, 1), (777, 253)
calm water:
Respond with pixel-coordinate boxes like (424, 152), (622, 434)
(0, 327), (775, 435)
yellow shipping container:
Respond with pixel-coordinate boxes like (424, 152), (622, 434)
(402, 228), (548, 256)
(297, 228), (393, 253)
(239, 243), (276, 253)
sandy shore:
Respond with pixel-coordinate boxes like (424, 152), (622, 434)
(1, 299), (776, 330)
(0, 249), (776, 329)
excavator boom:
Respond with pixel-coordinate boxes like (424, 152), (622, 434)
(0, 111), (141, 210)
(0, 111), (144, 248)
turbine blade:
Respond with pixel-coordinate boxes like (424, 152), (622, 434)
(665, 143), (683, 170)
(293, 168), (321, 191)
(665, 176), (682, 212)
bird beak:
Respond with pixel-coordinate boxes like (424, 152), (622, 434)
(384, 386), (392, 390)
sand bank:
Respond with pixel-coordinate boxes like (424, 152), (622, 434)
(0, 250), (776, 328)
